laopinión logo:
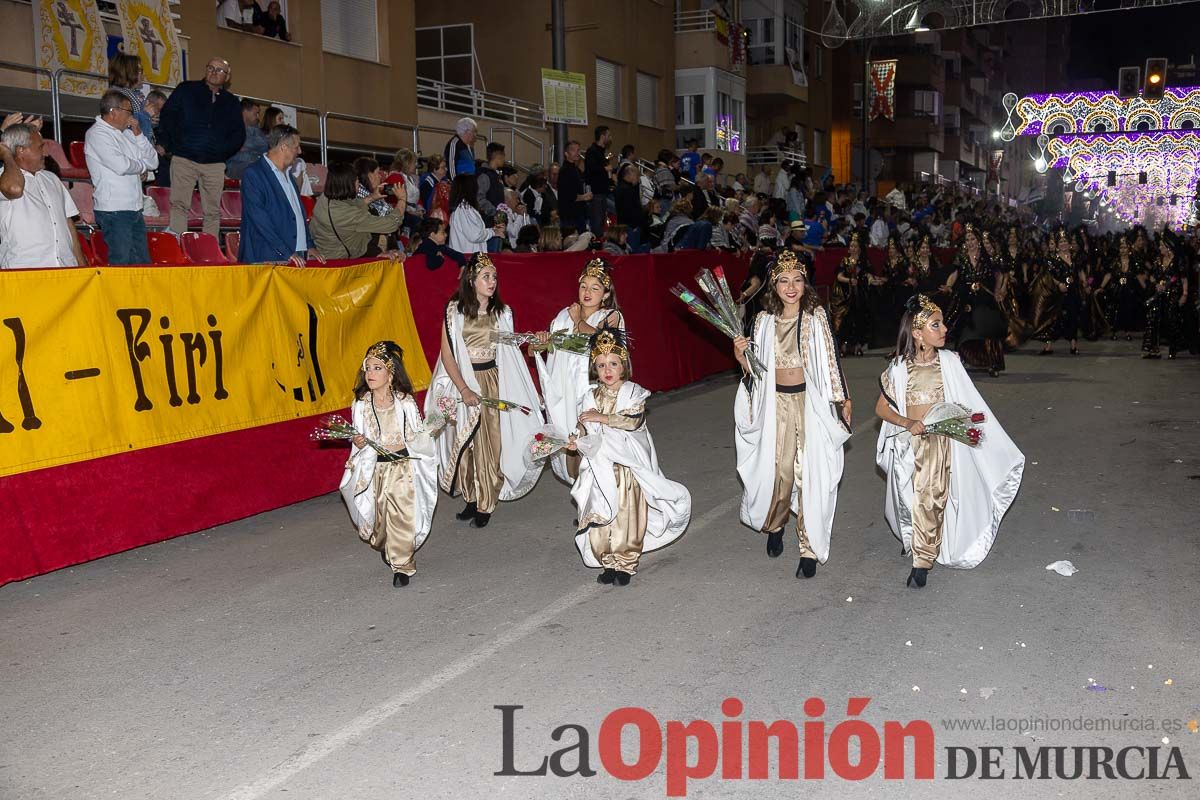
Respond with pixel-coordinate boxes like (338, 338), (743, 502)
(495, 699), (1191, 796)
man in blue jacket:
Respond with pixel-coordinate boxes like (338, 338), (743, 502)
(158, 57), (245, 236)
(238, 125), (323, 266)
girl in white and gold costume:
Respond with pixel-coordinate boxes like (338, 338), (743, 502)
(340, 341), (438, 588)
(569, 327), (691, 586)
(426, 253), (545, 528)
(733, 250), (853, 579)
(875, 295), (1025, 588)
(535, 257), (624, 483)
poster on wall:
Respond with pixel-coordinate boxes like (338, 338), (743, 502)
(541, 68), (588, 126)
(32, 0), (108, 97)
(869, 59), (898, 121)
(115, 0), (184, 88)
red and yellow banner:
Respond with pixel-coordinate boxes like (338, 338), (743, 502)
(0, 261), (429, 477)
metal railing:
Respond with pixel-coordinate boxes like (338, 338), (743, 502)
(674, 9), (716, 33)
(745, 145), (807, 168)
(488, 126), (545, 172)
(321, 111), (417, 167)
(416, 77), (544, 129)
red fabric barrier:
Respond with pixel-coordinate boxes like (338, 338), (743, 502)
(1, 252), (749, 586)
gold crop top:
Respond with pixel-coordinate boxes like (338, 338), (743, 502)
(774, 315), (802, 369)
(462, 312), (498, 361)
(906, 359), (944, 406)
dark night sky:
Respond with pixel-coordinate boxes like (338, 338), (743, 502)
(1067, 5), (1197, 83)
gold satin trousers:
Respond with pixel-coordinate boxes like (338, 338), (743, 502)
(457, 367), (504, 513)
(911, 433), (951, 569)
(763, 390), (815, 559)
(588, 465), (649, 574)
(371, 460), (418, 576)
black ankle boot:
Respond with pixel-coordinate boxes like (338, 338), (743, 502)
(393, 572), (410, 588)
(614, 571), (632, 586)
(456, 501), (477, 520)
(796, 557), (817, 578)
(471, 510), (492, 528)
(597, 568), (617, 584)
(766, 529), (784, 558)
(906, 567), (928, 588)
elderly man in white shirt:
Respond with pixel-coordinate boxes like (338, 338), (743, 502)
(85, 90), (159, 265)
(0, 121), (85, 269)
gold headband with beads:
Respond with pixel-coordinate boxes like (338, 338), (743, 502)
(467, 252), (495, 278)
(590, 329), (630, 362)
(910, 295), (942, 330)
(769, 249), (808, 282)
(580, 258), (613, 288)
(364, 342), (394, 371)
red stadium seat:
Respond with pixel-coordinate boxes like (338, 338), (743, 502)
(68, 141), (88, 170)
(188, 191), (204, 228)
(146, 231), (189, 265)
(76, 232), (96, 266)
(69, 182), (95, 226)
(224, 177), (240, 189)
(219, 190), (242, 227)
(90, 230), (109, 265)
(300, 195), (315, 221)
(44, 139), (88, 181)
(306, 163), (327, 195)
(224, 231), (241, 263)
(181, 232), (230, 265)
(145, 186), (171, 227)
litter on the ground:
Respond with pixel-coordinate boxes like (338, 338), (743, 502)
(1045, 560), (1078, 576)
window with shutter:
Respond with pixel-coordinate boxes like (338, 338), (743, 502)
(596, 58), (622, 120)
(636, 72), (658, 127)
(321, 0), (379, 62)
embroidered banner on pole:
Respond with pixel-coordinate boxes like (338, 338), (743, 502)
(0, 262), (431, 477)
(869, 59), (898, 121)
(32, 0), (108, 97)
(115, 0), (183, 88)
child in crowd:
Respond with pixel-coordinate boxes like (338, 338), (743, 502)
(568, 326), (691, 585)
(412, 217), (465, 270)
(339, 341), (438, 588)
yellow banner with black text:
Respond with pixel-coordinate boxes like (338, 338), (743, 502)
(0, 262), (430, 477)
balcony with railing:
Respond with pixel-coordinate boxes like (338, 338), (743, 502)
(746, 145), (807, 168)
(674, 6), (746, 75)
(416, 77), (545, 129)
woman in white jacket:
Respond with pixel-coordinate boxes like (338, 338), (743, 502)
(448, 173), (501, 254)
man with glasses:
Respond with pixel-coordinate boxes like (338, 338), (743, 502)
(84, 90), (159, 264)
(238, 124), (323, 266)
(157, 57), (245, 237)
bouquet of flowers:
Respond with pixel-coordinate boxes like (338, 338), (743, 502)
(480, 396), (533, 415)
(523, 424), (571, 470)
(423, 394), (458, 438)
(909, 402), (985, 446)
(671, 269), (766, 380)
(491, 330), (593, 356)
(310, 414), (409, 458)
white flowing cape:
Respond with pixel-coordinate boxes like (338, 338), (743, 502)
(425, 306), (546, 501)
(338, 394), (439, 547)
(534, 306), (623, 483)
(571, 381), (692, 568)
(875, 349), (1025, 568)
(734, 310), (851, 563)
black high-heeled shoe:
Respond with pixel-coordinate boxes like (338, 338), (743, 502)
(471, 511), (492, 528)
(614, 572), (632, 586)
(796, 557), (817, 579)
(456, 502), (477, 520)
(597, 568), (617, 584)
(766, 529), (784, 558)
(906, 567), (928, 588)
(393, 572), (410, 588)
(988, 368), (999, 377)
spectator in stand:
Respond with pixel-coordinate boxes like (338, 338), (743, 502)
(413, 217), (464, 270)
(225, 99), (266, 180)
(84, 90), (159, 265)
(870, 204), (891, 247)
(773, 161), (791, 200)
(0, 120), (85, 268)
(656, 197), (711, 253)
(475, 142), (506, 225)
(690, 171), (720, 220)
(557, 140), (590, 232)
(448, 173), (501, 254)
(802, 207), (826, 251)
(785, 173), (806, 221)
(613, 162), (649, 251)
(444, 117), (477, 179)
(387, 147), (423, 234)
(602, 224), (629, 256)
(501, 187), (531, 248)
(679, 139), (701, 181)
(238, 124), (322, 265)
(514, 224), (540, 252)
(219, 0), (263, 33)
(260, 106), (285, 133)
(520, 173), (549, 225)
(539, 225), (592, 253)
(144, 89), (170, 185)
(418, 154), (447, 211)
(753, 166), (771, 196)
(354, 157), (392, 217)
(158, 56), (244, 236)
(653, 149), (678, 200)
(108, 54), (154, 146)
(584, 125), (613, 235)
(255, 1), (291, 41)
(309, 162), (401, 260)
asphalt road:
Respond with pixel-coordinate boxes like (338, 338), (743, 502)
(2, 340), (1198, 799)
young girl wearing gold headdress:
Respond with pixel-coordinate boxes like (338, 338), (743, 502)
(568, 326), (691, 585)
(875, 295), (1025, 588)
(733, 249), (853, 579)
(426, 252), (545, 528)
(340, 341), (438, 588)
(535, 256), (625, 483)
